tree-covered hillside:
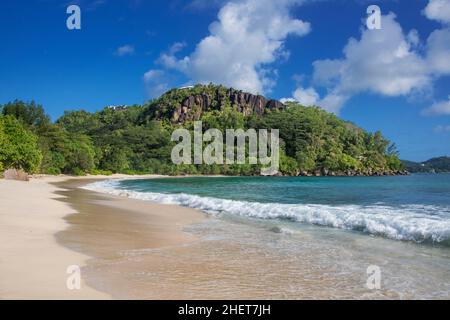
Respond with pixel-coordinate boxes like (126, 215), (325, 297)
(1, 84), (405, 176)
(402, 157), (450, 173)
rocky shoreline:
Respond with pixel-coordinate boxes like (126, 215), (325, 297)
(295, 168), (410, 177)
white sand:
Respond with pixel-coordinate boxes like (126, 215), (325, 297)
(0, 176), (112, 299)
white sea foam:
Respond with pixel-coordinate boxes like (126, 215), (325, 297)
(83, 180), (450, 244)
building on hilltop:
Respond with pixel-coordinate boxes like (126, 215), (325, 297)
(106, 105), (129, 111)
(179, 85), (195, 90)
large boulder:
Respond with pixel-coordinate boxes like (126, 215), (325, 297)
(168, 87), (286, 124)
(3, 169), (29, 181)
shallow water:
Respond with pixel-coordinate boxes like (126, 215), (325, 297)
(83, 174), (450, 299)
(87, 174), (450, 243)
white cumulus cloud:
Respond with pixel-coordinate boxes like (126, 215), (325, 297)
(424, 0), (450, 24)
(423, 96), (450, 116)
(143, 69), (170, 98)
(155, 0), (311, 94)
(115, 44), (135, 56)
(284, 14), (432, 113)
(291, 86), (320, 106)
(284, 2), (450, 115)
(426, 28), (450, 75)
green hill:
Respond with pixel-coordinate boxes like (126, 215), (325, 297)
(1, 84), (405, 176)
(402, 157), (450, 173)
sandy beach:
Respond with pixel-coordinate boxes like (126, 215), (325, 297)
(2, 175), (449, 300)
(0, 176), (107, 299)
(0, 175), (205, 299)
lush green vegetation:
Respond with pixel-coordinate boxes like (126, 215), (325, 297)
(248, 103), (403, 175)
(403, 157), (450, 173)
(0, 115), (42, 173)
(1, 85), (404, 176)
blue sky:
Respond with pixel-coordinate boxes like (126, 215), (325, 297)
(1, 0), (449, 161)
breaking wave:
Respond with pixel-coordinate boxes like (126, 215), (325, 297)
(83, 180), (450, 244)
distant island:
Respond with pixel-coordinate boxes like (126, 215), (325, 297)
(1, 84), (406, 177)
(402, 157), (450, 173)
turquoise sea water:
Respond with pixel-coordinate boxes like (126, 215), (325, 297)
(89, 174), (450, 244)
(120, 174), (450, 207)
(84, 174), (450, 299)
